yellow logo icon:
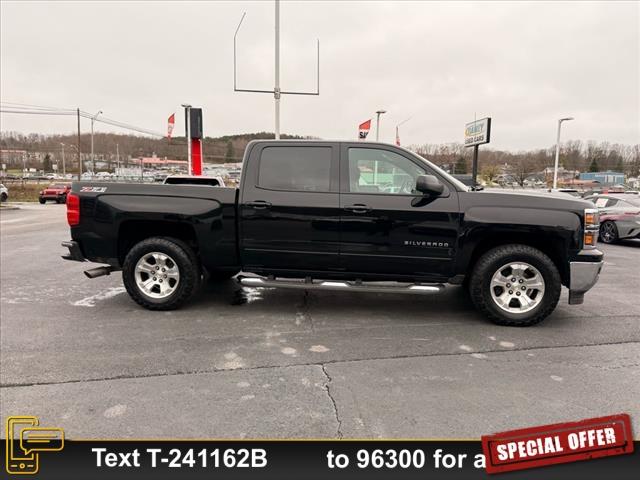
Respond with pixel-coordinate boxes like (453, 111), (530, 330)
(6, 416), (64, 475)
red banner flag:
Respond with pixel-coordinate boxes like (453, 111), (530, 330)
(167, 113), (175, 138)
(358, 119), (371, 140)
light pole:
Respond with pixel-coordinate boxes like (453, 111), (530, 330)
(375, 110), (386, 142)
(138, 149), (144, 182)
(60, 143), (66, 176)
(553, 117), (574, 189)
(90, 110), (103, 174)
(181, 103), (192, 174)
(116, 143), (120, 176)
(233, 1), (319, 140)
(395, 116), (412, 146)
(65, 143), (79, 179)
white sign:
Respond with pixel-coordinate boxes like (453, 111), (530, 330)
(464, 118), (491, 147)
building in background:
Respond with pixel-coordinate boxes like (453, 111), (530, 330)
(579, 171), (625, 186)
(0, 149), (28, 167)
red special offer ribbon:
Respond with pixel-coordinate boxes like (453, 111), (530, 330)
(481, 413), (634, 474)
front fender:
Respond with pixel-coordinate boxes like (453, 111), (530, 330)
(456, 206), (582, 278)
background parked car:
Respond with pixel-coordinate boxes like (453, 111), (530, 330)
(0, 183), (8, 202)
(39, 183), (71, 204)
(585, 194), (640, 244)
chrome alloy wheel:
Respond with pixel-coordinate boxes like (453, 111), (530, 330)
(600, 222), (616, 243)
(134, 252), (180, 299)
(489, 262), (545, 314)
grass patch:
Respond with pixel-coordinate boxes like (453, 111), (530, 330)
(1, 182), (62, 202)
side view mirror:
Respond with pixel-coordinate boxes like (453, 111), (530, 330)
(416, 175), (444, 196)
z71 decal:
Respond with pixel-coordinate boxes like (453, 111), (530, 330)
(80, 186), (107, 193)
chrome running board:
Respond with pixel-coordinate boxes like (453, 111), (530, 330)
(238, 276), (444, 295)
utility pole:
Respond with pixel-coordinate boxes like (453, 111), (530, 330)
(77, 108), (82, 180)
(182, 104), (192, 174)
(60, 143), (66, 176)
(553, 117), (574, 189)
(90, 110), (103, 174)
(116, 143), (120, 175)
(375, 110), (387, 142)
(274, 0), (280, 139)
(234, 0), (319, 139)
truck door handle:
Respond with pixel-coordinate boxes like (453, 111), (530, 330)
(246, 200), (272, 210)
(344, 204), (372, 214)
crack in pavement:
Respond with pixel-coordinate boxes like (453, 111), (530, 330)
(320, 364), (343, 439)
(1, 339), (638, 389)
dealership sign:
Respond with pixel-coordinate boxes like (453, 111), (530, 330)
(464, 118), (491, 146)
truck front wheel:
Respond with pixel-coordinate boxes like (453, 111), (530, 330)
(469, 244), (561, 326)
(122, 237), (200, 310)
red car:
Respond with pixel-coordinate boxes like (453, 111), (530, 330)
(39, 183), (71, 204)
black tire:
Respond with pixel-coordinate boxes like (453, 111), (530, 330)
(39, 197), (46, 204)
(599, 221), (618, 244)
(469, 244), (561, 327)
(205, 269), (240, 283)
(122, 237), (201, 310)
(1, 193), (7, 202)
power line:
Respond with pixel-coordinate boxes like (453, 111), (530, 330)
(0, 101), (76, 112)
(91, 115), (164, 137)
(0, 103), (165, 137)
(0, 109), (77, 116)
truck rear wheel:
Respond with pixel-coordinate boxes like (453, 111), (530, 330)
(122, 237), (200, 310)
(469, 244), (561, 326)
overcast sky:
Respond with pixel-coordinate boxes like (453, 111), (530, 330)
(1, 1), (638, 150)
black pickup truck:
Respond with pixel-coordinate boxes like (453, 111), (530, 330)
(62, 140), (603, 326)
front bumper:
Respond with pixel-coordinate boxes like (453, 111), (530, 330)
(569, 252), (604, 305)
(61, 241), (85, 262)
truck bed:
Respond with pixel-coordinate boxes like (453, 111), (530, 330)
(69, 182), (239, 270)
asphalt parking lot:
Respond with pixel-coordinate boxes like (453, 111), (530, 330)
(1, 204), (639, 439)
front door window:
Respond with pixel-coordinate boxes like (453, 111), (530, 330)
(348, 148), (425, 195)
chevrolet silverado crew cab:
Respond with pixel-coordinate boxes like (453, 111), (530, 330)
(62, 140), (603, 326)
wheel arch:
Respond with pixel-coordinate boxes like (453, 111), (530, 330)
(117, 220), (198, 265)
(462, 230), (570, 286)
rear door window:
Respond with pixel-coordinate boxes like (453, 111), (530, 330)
(258, 146), (332, 192)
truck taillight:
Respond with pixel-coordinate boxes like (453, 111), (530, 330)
(67, 193), (80, 226)
(583, 208), (598, 248)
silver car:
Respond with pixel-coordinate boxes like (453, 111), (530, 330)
(586, 194), (640, 243)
